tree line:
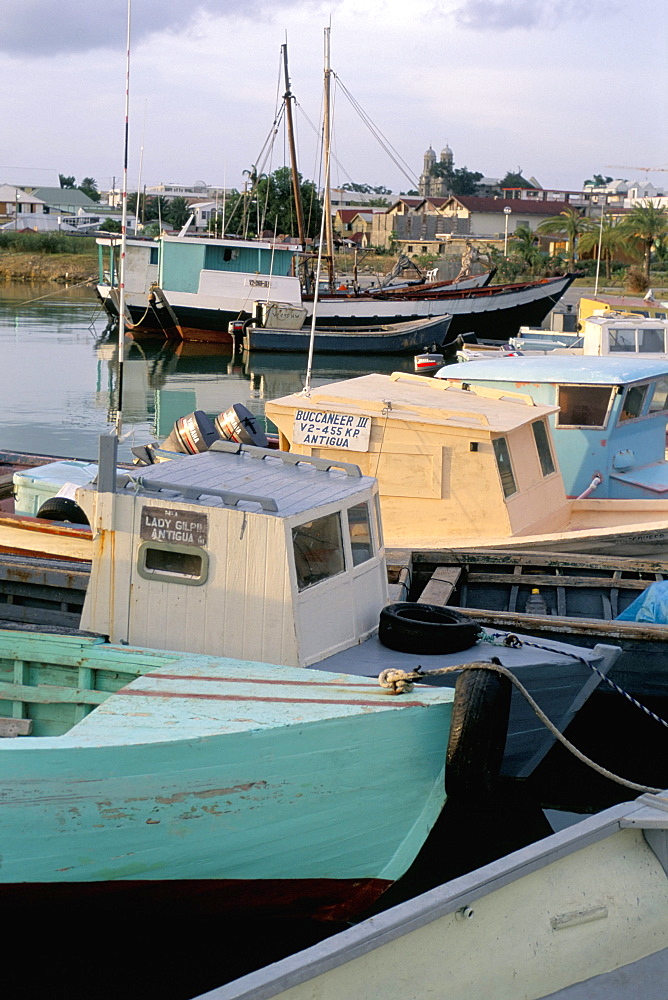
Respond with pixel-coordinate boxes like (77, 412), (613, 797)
(485, 202), (668, 284)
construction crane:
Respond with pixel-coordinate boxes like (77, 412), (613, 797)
(604, 165), (668, 172)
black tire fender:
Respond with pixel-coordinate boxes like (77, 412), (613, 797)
(445, 664), (512, 800)
(36, 497), (90, 526)
(379, 602), (481, 655)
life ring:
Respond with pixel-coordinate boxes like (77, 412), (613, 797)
(379, 602), (481, 655)
(36, 497), (90, 526)
(445, 665), (512, 799)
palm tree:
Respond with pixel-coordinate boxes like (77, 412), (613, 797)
(165, 196), (191, 229)
(620, 200), (668, 279)
(509, 225), (543, 272)
(537, 207), (591, 269)
(577, 215), (628, 279)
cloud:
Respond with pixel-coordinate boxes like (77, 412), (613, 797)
(2, 1), (329, 56)
(453, 0), (611, 31)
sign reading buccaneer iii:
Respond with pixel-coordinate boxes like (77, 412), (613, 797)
(140, 507), (209, 546)
(293, 408), (372, 450)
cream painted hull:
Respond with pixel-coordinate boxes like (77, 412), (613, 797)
(0, 515), (92, 561)
(210, 795), (668, 1000)
(381, 499), (668, 558)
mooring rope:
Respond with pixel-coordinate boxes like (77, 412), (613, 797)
(378, 657), (662, 795)
(16, 277), (97, 307)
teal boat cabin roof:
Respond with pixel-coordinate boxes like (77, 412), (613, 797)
(437, 354), (668, 385)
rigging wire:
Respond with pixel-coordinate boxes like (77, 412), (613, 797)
(334, 73), (420, 189)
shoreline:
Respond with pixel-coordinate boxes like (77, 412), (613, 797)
(1, 251), (666, 299)
(0, 252), (97, 284)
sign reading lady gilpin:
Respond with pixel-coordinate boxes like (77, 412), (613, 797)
(293, 409), (372, 450)
(140, 507), (209, 546)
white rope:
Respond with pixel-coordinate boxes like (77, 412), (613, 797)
(378, 660), (662, 795)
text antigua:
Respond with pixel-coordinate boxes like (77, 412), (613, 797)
(294, 409), (370, 449)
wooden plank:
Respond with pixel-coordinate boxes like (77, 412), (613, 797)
(452, 605), (668, 642)
(0, 561), (90, 589)
(0, 580), (86, 604)
(387, 566), (411, 603)
(418, 567), (461, 606)
(0, 604), (82, 627)
(0, 680), (107, 706)
(465, 571), (655, 591)
(0, 717), (33, 736)
(385, 548), (413, 577)
(509, 565), (522, 613)
(411, 547), (668, 574)
(556, 585), (566, 617)
(0, 473), (15, 499)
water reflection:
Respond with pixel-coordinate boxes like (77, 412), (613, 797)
(0, 283), (415, 461)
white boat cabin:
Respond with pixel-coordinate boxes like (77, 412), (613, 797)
(509, 313), (668, 358)
(96, 233), (304, 321)
(266, 373), (569, 549)
(77, 442), (387, 667)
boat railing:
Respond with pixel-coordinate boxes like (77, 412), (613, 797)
(126, 477), (280, 512)
(389, 370), (538, 408)
(210, 439), (363, 477)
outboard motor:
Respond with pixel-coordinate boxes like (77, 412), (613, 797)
(160, 410), (219, 454)
(215, 403), (269, 448)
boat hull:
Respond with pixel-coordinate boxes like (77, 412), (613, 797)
(0, 637), (453, 921)
(99, 275), (576, 344)
(306, 274), (577, 341)
(0, 875), (388, 923)
(208, 796), (668, 999)
(243, 315), (453, 354)
(407, 548), (668, 701)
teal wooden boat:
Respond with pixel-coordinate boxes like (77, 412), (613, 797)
(0, 627), (455, 921)
(0, 435), (625, 919)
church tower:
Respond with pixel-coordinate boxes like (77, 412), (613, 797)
(418, 143), (454, 198)
(418, 147), (437, 197)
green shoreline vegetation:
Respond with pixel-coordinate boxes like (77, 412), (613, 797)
(0, 231), (666, 292)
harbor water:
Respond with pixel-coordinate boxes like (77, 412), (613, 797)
(0, 282), (416, 462)
(1, 280), (665, 999)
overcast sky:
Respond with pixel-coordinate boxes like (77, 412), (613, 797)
(2, 0), (666, 197)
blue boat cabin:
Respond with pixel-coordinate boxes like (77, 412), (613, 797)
(437, 356), (668, 499)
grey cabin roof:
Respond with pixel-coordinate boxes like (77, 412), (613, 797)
(121, 445), (374, 518)
(438, 355), (668, 386)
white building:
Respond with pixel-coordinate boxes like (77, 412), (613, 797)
(0, 184), (45, 219)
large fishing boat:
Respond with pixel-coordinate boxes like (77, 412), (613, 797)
(95, 234), (575, 345)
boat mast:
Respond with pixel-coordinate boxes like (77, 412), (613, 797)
(322, 26), (335, 291)
(282, 43), (307, 252)
(303, 28), (334, 396)
(116, 0), (131, 438)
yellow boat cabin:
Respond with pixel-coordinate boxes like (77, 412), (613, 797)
(266, 372), (570, 550)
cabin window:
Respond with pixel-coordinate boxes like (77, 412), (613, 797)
(346, 502), (374, 566)
(149, 247), (158, 265)
(292, 512), (345, 591)
(608, 328), (636, 352)
(204, 245), (239, 269)
(638, 327), (666, 352)
(531, 420), (556, 476)
(648, 378), (668, 414)
(556, 385), (612, 427)
(492, 437), (517, 498)
(619, 384), (648, 422)
(137, 542), (209, 586)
